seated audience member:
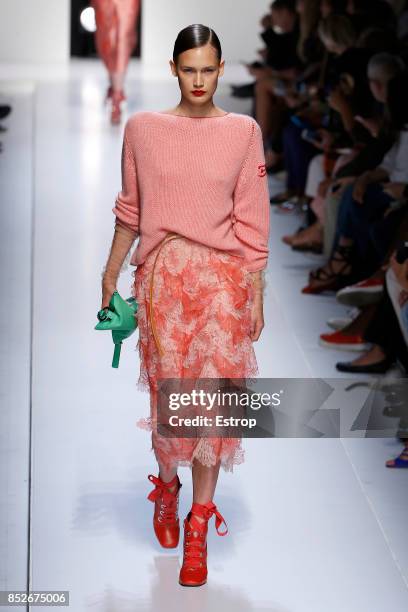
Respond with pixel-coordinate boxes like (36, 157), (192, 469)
(231, 1), (300, 101)
(346, 0), (397, 34)
(284, 53), (405, 252)
(357, 26), (400, 55)
(301, 71), (408, 294)
(254, 0), (304, 169)
(319, 211), (408, 350)
(271, 14), (369, 206)
(271, 14), (360, 204)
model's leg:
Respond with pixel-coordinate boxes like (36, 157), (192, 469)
(179, 458), (225, 586)
(148, 455), (181, 549)
(113, 0), (139, 93)
(92, 0), (117, 74)
(191, 459), (221, 518)
(111, 71), (125, 93)
(157, 461), (178, 492)
(109, 0), (139, 122)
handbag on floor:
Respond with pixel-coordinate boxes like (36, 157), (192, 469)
(95, 290), (138, 368)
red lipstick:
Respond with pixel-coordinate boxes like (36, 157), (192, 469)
(192, 90), (205, 97)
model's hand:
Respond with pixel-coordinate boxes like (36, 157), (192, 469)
(101, 277), (117, 310)
(250, 294), (264, 341)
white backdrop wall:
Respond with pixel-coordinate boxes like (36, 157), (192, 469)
(0, 0), (71, 63)
(0, 0), (270, 65)
(142, 0), (270, 65)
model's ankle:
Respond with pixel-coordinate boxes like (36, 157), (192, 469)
(158, 472), (179, 492)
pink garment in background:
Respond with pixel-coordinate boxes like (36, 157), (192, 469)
(91, 0), (140, 73)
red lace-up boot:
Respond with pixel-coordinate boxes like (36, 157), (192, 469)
(147, 473), (182, 548)
(179, 501), (228, 587)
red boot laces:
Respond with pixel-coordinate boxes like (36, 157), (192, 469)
(182, 502), (228, 572)
(190, 501), (228, 536)
(147, 473), (181, 524)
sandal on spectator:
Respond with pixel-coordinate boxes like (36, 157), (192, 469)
(292, 241), (323, 254)
(385, 447), (408, 468)
(302, 244), (354, 294)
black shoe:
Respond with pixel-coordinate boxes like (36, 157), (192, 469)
(0, 105), (12, 120)
(335, 358), (393, 373)
(230, 82), (255, 98)
(270, 192), (294, 205)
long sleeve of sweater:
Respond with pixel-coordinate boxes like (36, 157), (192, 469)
(112, 124), (140, 234)
(232, 120), (270, 272)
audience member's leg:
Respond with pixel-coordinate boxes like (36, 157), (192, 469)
(362, 279), (408, 371)
(307, 183), (395, 289)
(255, 78), (289, 158)
(369, 207), (408, 265)
(336, 183), (393, 259)
(305, 154), (325, 200)
(323, 185), (348, 259)
(283, 122), (320, 197)
(385, 266), (408, 349)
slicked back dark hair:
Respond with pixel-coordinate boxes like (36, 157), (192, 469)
(173, 24), (222, 65)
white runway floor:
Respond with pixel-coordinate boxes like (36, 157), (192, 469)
(0, 59), (407, 611)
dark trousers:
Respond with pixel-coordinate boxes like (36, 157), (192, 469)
(335, 183), (404, 277)
(282, 122), (319, 192)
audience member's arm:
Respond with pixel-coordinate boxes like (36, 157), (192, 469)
(335, 133), (393, 180)
(328, 87), (355, 134)
(352, 168), (390, 204)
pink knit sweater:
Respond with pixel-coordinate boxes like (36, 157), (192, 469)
(112, 110), (270, 272)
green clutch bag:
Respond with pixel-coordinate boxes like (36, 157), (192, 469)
(95, 290), (138, 368)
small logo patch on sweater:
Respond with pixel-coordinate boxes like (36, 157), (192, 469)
(257, 163), (266, 177)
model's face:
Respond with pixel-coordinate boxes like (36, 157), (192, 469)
(170, 44), (224, 104)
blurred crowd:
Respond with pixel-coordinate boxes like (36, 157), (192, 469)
(235, 0), (408, 467)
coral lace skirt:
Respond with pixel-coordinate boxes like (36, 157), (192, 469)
(131, 232), (259, 473)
